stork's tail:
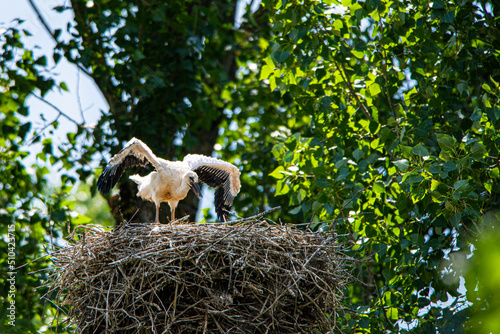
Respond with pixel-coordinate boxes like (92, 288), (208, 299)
(129, 174), (143, 184)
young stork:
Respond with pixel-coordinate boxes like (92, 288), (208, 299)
(96, 138), (241, 223)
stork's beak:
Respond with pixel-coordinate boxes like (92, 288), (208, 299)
(190, 181), (202, 198)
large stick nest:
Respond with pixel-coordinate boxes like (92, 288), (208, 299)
(47, 219), (352, 333)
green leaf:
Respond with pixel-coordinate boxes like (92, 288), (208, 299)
(276, 180), (290, 195)
(443, 161), (456, 172)
(133, 50), (146, 61)
(393, 159), (409, 171)
(271, 42), (291, 64)
(59, 81), (69, 91)
(36, 152), (47, 162)
(315, 177), (328, 188)
(283, 150), (295, 163)
(336, 168), (349, 181)
(400, 145), (413, 158)
(454, 179), (469, 193)
(386, 307), (399, 320)
(457, 82), (468, 96)
(450, 212), (461, 227)
(400, 239), (411, 249)
(431, 180), (440, 192)
(443, 10), (455, 23)
(353, 148), (365, 161)
(407, 174), (423, 184)
(297, 188), (307, 203)
(470, 142), (486, 159)
(432, 0), (444, 9)
(437, 134), (455, 152)
(470, 111), (482, 121)
(73, 214), (92, 225)
(269, 166), (285, 179)
(368, 82), (381, 96)
(412, 143), (429, 157)
(482, 83), (492, 94)
(373, 182), (384, 194)
(485, 181), (492, 194)
(429, 165), (441, 175)
(260, 64), (274, 81)
(491, 167), (500, 179)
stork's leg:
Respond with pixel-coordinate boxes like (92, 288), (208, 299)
(155, 203), (160, 223)
(168, 201), (178, 224)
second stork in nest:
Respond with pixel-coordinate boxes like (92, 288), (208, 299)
(97, 138), (241, 223)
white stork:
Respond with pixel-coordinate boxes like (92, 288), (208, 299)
(96, 138), (241, 223)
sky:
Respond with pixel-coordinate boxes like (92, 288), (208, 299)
(0, 0), (258, 170)
(0, 0), (108, 180)
(0, 0), (227, 220)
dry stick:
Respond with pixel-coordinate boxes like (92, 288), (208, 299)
(49, 221), (348, 332)
(208, 206), (281, 225)
(14, 253), (51, 271)
(171, 215), (190, 224)
(171, 281), (179, 325)
(195, 225), (250, 261)
(105, 273), (114, 332)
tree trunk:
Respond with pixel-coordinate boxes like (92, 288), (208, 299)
(98, 1), (238, 225)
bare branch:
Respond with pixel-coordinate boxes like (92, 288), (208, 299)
(27, 0), (58, 42)
(328, 188), (365, 232)
(336, 61), (373, 121)
(28, 0), (94, 79)
(30, 93), (81, 127)
(76, 68), (86, 123)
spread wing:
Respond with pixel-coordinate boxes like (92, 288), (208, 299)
(97, 138), (161, 195)
(183, 154), (241, 221)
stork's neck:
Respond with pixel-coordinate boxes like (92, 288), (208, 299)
(172, 171), (196, 198)
(179, 174), (191, 192)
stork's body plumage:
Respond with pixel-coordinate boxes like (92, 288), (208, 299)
(97, 138), (241, 223)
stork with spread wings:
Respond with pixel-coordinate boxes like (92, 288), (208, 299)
(97, 138), (241, 223)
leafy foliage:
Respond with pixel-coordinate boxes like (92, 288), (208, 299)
(2, 0), (500, 332)
(0, 25), (78, 332)
(56, 0), (290, 222)
(261, 0), (499, 331)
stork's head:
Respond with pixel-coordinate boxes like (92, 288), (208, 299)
(185, 171), (201, 198)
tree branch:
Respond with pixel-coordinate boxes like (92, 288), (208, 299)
(336, 61), (373, 121)
(28, 0), (112, 111)
(28, 0), (92, 77)
(376, 9), (399, 134)
(27, 0), (58, 42)
(69, 0), (116, 115)
(328, 188), (365, 232)
(30, 93), (81, 126)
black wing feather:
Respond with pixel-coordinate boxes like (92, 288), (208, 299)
(97, 154), (149, 195)
(194, 165), (228, 188)
(193, 165), (234, 221)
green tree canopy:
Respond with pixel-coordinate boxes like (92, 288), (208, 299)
(262, 0), (499, 331)
(1, 0), (499, 332)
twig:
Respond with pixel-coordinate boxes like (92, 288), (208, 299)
(45, 220), (353, 333)
(227, 206), (281, 224)
(328, 188), (365, 231)
(30, 93), (81, 126)
(27, 0), (92, 77)
(336, 61), (373, 121)
(14, 253), (51, 271)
